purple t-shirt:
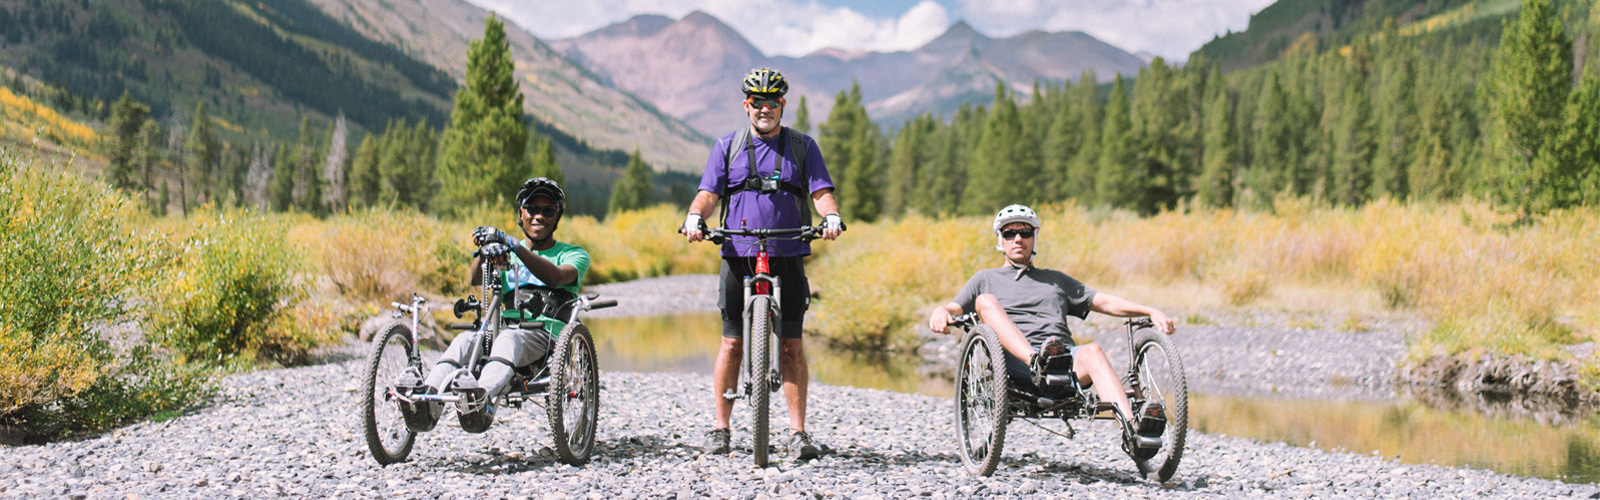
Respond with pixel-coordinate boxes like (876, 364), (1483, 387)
(698, 127), (834, 257)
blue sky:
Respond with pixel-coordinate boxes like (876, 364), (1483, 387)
(467, 0), (1276, 61)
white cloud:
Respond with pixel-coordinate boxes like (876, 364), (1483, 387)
(468, 0), (1269, 60)
(956, 0), (1275, 60)
(466, 0), (951, 57)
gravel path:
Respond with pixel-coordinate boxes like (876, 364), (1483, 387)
(3, 275), (1595, 498)
(2, 356), (1590, 499)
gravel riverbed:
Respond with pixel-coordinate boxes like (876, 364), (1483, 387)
(2, 275), (1595, 499)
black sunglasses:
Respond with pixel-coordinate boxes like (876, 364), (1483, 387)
(522, 205), (559, 217)
(1000, 228), (1036, 240)
(747, 97), (782, 110)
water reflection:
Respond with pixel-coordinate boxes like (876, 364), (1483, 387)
(1192, 394), (1600, 483)
(585, 312), (953, 397)
(586, 312), (1600, 483)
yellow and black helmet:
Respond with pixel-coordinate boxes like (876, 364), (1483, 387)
(741, 68), (788, 97)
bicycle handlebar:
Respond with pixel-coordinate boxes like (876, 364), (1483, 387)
(678, 224), (841, 244)
(949, 312), (979, 329)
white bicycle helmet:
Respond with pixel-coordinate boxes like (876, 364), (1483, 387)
(992, 204), (1041, 234)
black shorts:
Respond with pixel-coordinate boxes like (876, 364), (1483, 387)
(719, 256), (808, 339)
(1004, 336), (1083, 392)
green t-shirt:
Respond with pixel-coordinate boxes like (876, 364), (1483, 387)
(504, 240), (590, 334)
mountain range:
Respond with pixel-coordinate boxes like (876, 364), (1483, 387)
(547, 13), (1149, 136)
(307, 0), (710, 173)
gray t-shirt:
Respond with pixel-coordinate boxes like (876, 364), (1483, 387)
(952, 265), (1097, 346)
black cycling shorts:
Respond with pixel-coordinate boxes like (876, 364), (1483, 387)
(719, 256), (808, 339)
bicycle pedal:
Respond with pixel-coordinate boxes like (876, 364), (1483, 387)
(722, 390), (741, 401)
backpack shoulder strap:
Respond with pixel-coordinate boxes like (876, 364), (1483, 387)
(785, 127), (813, 224)
(718, 127), (753, 227)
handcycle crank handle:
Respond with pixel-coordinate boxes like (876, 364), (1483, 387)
(949, 312), (979, 329)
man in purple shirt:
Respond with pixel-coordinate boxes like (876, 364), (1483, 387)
(682, 68), (843, 461)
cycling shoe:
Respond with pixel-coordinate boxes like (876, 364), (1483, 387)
(1030, 337), (1075, 395)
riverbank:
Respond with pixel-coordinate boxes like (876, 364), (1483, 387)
(1, 357), (1591, 499)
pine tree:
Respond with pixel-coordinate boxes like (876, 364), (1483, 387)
(1490, 0), (1573, 214)
(1065, 70), (1101, 205)
(1247, 73), (1289, 208)
(1096, 75), (1136, 210)
(1369, 55), (1420, 200)
(349, 133), (381, 209)
(270, 142), (293, 212)
(1198, 64), (1236, 208)
(884, 119), (918, 218)
(107, 91), (149, 192)
(819, 82), (879, 221)
(963, 82), (1038, 214)
(437, 15), (529, 214)
(1329, 76), (1372, 206)
(407, 121), (439, 212)
(322, 112), (349, 214)
(379, 119), (414, 208)
(608, 148), (654, 215)
(157, 181), (170, 217)
(1130, 57), (1196, 213)
(166, 114), (188, 215)
(527, 127), (562, 183)
(137, 120), (162, 211)
(1538, 72), (1600, 209)
(185, 102), (219, 205)
(290, 117), (323, 215)
(793, 95), (811, 135)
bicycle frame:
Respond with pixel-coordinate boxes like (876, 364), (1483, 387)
(698, 224), (821, 402)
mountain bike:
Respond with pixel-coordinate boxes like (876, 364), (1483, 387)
(951, 314), (1188, 482)
(360, 252), (616, 466)
(685, 223), (833, 467)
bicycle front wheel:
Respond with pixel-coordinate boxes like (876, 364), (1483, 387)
(955, 324), (1010, 476)
(548, 321), (600, 465)
(748, 295), (774, 468)
(362, 322), (419, 465)
(1129, 326), (1189, 482)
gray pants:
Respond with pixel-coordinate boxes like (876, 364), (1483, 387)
(423, 327), (552, 399)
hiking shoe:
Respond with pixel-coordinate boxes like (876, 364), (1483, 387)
(1030, 336), (1074, 395)
(789, 431), (819, 461)
(400, 385), (442, 433)
(1132, 400), (1167, 461)
(703, 428), (731, 455)
(1114, 405), (1161, 459)
(458, 393), (496, 434)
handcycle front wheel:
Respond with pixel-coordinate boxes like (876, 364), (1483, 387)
(748, 295), (775, 468)
(1128, 326), (1189, 482)
(362, 322), (419, 465)
(547, 321), (600, 465)
(955, 324), (1010, 476)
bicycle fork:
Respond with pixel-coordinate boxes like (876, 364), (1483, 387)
(724, 274), (784, 402)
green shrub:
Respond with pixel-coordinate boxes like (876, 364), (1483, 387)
(146, 208), (329, 364)
(0, 150), (210, 436)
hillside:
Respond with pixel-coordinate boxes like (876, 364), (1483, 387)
(1194, 0), (1517, 72)
(306, 0), (711, 173)
(548, 14), (1147, 135)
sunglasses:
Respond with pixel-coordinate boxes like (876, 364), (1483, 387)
(746, 97), (783, 110)
(1000, 228), (1036, 240)
(522, 205), (559, 217)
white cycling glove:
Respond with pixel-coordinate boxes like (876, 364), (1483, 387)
(684, 213), (704, 232)
(823, 213), (844, 231)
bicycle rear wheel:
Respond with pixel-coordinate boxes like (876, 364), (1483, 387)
(748, 295), (774, 468)
(955, 324), (1009, 476)
(1129, 326), (1188, 482)
(547, 322), (600, 465)
(362, 322), (419, 465)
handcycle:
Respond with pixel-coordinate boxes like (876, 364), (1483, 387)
(683, 222), (838, 467)
(360, 249), (616, 466)
(951, 313), (1189, 481)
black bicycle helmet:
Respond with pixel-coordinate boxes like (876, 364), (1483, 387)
(515, 177), (566, 215)
(741, 68), (788, 97)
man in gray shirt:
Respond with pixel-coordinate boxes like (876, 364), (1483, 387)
(927, 204), (1176, 454)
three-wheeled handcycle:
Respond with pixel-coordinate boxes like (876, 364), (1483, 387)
(359, 249), (616, 466)
(951, 313), (1189, 481)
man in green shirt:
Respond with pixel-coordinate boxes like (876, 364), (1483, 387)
(406, 178), (591, 433)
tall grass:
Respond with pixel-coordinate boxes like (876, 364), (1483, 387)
(808, 199), (1600, 359)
